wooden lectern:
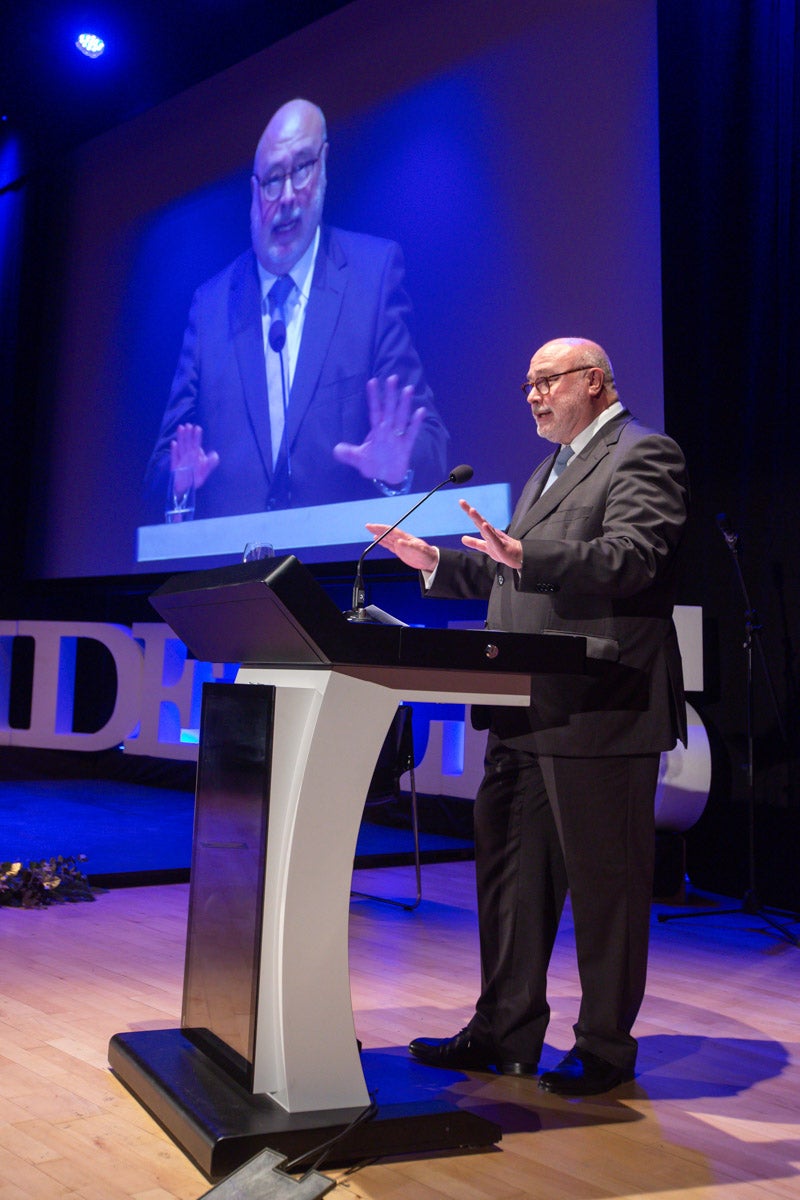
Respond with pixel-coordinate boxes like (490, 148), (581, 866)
(108, 556), (613, 1178)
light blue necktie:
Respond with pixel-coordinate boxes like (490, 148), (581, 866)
(543, 444), (574, 491)
(266, 275), (296, 468)
(267, 273), (294, 318)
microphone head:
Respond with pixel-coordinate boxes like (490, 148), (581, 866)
(715, 511), (738, 547)
(449, 463), (474, 484)
(269, 319), (287, 353)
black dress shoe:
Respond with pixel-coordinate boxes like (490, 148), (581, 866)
(538, 1048), (634, 1096)
(498, 1059), (538, 1077)
(409, 1028), (494, 1070)
(409, 1028), (537, 1075)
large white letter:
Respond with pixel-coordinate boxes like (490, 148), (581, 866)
(124, 623), (236, 761)
(4, 621), (143, 751)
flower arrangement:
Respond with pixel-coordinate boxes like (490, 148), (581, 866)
(0, 855), (95, 909)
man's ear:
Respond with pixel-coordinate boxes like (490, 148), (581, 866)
(587, 366), (605, 395)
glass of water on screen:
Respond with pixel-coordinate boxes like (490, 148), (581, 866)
(242, 543), (275, 562)
(165, 465), (195, 523)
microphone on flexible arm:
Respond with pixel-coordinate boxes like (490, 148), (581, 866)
(715, 511), (739, 551)
(268, 317), (292, 498)
(345, 463), (474, 623)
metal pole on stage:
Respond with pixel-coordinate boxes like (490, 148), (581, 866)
(658, 513), (799, 946)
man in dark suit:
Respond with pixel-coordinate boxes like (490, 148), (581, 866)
(366, 337), (689, 1095)
(143, 98), (447, 522)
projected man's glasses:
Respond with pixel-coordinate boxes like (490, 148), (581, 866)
(253, 142), (327, 201)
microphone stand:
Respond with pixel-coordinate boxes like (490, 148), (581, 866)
(659, 514), (799, 945)
(269, 318), (291, 503)
(346, 465), (473, 623)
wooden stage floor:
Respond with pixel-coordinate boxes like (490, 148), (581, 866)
(1, 860), (798, 1199)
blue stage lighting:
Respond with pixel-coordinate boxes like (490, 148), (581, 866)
(75, 33), (105, 59)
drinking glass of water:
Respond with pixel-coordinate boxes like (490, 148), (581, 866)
(243, 543), (274, 562)
(165, 466), (195, 523)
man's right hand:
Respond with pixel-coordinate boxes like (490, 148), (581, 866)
(169, 423), (220, 489)
(365, 523), (439, 573)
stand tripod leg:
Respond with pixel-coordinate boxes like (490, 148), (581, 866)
(658, 902), (800, 946)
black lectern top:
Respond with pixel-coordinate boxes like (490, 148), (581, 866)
(150, 554), (616, 674)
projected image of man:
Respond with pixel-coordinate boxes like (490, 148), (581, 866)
(143, 98), (448, 522)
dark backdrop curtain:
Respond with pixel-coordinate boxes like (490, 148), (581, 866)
(658, 0), (800, 906)
(0, 152), (32, 585)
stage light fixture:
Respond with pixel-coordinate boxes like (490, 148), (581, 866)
(75, 33), (105, 59)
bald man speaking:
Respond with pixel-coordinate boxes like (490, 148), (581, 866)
(368, 338), (689, 1095)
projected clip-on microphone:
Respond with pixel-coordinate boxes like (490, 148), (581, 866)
(269, 316), (292, 497)
(345, 463), (474, 623)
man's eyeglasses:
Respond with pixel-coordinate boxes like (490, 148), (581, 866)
(253, 142), (327, 201)
(521, 364), (598, 399)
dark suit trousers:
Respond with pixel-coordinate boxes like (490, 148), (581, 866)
(471, 734), (659, 1070)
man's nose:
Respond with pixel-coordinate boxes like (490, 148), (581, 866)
(277, 174), (298, 202)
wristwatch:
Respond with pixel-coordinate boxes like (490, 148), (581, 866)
(372, 469), (414, 497)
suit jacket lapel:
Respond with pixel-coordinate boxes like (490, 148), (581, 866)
(509, 455), (553, 528)
(284, 227), (346, 454)
(229, 251), (273, 485)
(510, 412), (632, 539)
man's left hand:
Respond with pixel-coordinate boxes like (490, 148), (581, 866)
(459, 498), (523, 569)
(332, 375), (426, 484)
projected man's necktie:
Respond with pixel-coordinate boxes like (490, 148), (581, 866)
(267, 275), (295, 474)
(268, 275), (295, 352)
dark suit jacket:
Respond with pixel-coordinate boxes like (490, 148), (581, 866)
(428, 412), (689, 757)
(143, 226), (448, 522)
